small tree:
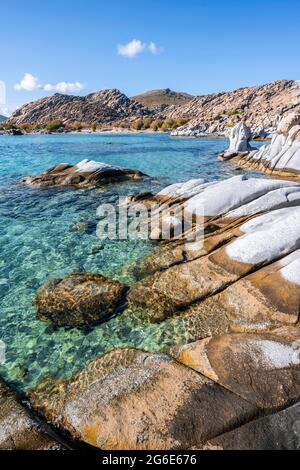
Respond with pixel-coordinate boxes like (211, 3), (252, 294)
(75, 122), (83, 132)
(132, 119), (143, 131)
(92, 123), (97, 132)
(142, 118), (153, 129)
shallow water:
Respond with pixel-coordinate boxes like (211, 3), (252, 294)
(0, 133), (265, 391)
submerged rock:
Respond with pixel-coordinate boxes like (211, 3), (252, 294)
(22, 159), (146, 188)
(29, 348), (258, 450)
(34, 272), (127, 326)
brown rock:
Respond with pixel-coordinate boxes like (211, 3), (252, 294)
(167, 79), (300, 134)
(0, 380), (65, 450)
(29, 348), (258, 450)
(173, 327), (300, 410)
(34, 272), (127, 326)
(203, 402), (300, 450)
(127, 245), (251, 322)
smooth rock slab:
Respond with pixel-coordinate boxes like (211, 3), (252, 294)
(202, 402), (300, 450)
(34, 272), (127, 326)
(173, 327), (300, 409)
(22, 159), (146, 188)
(127, 245), (252, 322)
(29, 348), (258, 450)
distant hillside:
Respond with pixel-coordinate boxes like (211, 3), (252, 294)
(0, 115), (7, 122)
(8, 89), (153, 126)
(167, 79), (300, 132)
(132, 88), (194, 110)
(7, 80), (300, 132)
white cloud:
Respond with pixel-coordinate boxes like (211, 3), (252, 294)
(44, 81), (84, 93)
(15, 73), (42, 91)
(117, 39), (146, 58)
(148, 42), (163, 55)
(15, 73), (85, 94)
(117, 39), (163, 58)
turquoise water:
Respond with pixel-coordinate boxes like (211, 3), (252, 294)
(0, 133), (264, 391)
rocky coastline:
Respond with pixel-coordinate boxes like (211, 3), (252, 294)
(2, 160), (299, 449)
(1, 99), (300, 450)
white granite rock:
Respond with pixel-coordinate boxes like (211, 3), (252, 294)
(221, 122), (256, 159)
(243, 113), (300, 176)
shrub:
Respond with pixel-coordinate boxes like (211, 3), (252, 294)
(45, 119), (65, 132)
(132, 119), (143, 131)
(92, 123), (97, 132)
(74, 122), (83, 132)
(175, 118), (190, 127)
(225, 109), (243, 117)
(150, 120), (161, 131)
(142, 118), (153, 129)
(20, 124), (35, 133)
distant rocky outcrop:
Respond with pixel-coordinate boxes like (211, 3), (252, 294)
(168, 80), (300, 135)
(8, 89), (153, 126)
(22, 159), (146, 188)
(132, 88), (194, 111)
(35, 272), (127, 327)
(234, 112), (300, 178)
(0, 115), (7, 123)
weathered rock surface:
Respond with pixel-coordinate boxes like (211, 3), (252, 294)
(172, 327), (300, 410)
(22, 159), (146, 188)
(29, 348), (258, 450)
(34, 272), (127, 326)
(167, 79), (300, 134)
(128, 176), (300, 322)
(202, 402), (300, 450)
(8, 89), (153, 126)
(0, 380), (65, 450)
(219, 122), (256, 160)
(236, 112), (300, 178)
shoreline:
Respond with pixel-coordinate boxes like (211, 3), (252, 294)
(0, 127), (272, 141)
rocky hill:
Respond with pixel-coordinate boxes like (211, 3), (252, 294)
(168, 80), (300, 134)
(132, 88), (193, 111)
(7, 80), (300, 132)
(8, 89), (153, 126)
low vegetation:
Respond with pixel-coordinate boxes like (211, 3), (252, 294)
(45, 119), (65, 132)
(1, 117), (190, 134)
(131, 117), (189, 131)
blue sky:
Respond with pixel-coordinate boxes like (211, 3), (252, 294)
(1, 0), (300, 115)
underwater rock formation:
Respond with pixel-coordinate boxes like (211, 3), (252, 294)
(34, 272), (127, 327)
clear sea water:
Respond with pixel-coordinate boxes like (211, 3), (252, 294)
(0, 133), (265, 392)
